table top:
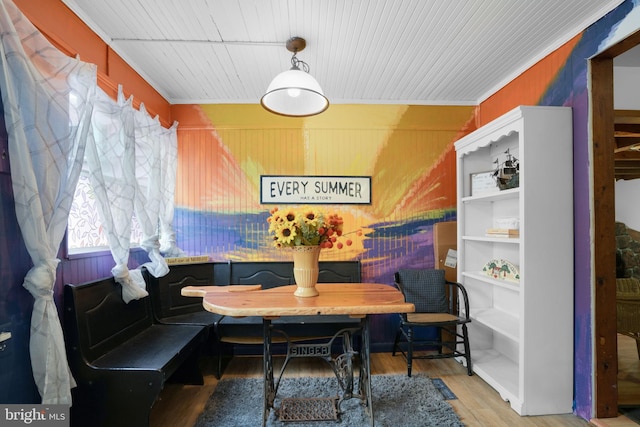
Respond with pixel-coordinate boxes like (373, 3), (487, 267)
(182, 283), (415, 318)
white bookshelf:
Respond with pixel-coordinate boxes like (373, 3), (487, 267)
(454, 106), (574, 415)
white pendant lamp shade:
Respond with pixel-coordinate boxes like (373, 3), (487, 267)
(260, 37), (329, 117)
(261, 69), (329, 117)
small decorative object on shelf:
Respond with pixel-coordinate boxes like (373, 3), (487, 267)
(483, 259), (520, 282)
(495, 216), (520, 230)
(470, 171), (497, 197)
(493, 148), (519, 190)
(485, 228), (520, 238)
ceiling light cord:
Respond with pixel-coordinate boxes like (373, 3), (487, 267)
(290, 53), (310, 73)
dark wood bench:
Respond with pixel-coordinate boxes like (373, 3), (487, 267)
(144, 262), (223, 355)
(144, 260), (362, 378)
(64, 277), (207, 427)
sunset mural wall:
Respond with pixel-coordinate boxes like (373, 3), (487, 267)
(171, 103), (474, 284)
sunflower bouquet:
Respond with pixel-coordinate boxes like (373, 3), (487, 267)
(267, 206), (359, 249)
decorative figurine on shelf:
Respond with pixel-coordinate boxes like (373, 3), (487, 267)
(493, 148), (520, 190)
(483, 259), (520, 282)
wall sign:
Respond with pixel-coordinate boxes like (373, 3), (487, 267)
(261, 175), (371, 204)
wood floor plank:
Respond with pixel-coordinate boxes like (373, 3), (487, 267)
(619, 333), (640, 407)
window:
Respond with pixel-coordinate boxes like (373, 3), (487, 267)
(67, 173), (142, 254)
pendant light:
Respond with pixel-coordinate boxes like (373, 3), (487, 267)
(260, 37), (329, 117)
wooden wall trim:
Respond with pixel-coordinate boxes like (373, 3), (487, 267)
(595, 29), (640, 59)
(591, 56), (618, 418)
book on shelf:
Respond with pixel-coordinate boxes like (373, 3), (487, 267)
(485, 228), (520, 237)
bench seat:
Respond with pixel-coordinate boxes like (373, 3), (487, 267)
(64, 277), (206, 427)
(91, 323), (203, 371)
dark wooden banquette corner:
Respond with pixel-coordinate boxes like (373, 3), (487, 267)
(144, 262), (223, 350)
(62, 260), (363, 425)
(64, 277), (207, 427)
(144, 260), (362, 377)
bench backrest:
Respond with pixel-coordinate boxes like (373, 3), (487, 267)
(318, 261), (362, 283)
(64, 277), (153, 363)
(144, 263), (215, 321)
(230, 262), (293, 288)
(227, 261), (361, 288)
(144, 260), (361, 321)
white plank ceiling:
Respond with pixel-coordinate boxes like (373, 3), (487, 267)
(61, 0), (626, 105)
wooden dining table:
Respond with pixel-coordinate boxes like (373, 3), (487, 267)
(182, 283), (414, 426)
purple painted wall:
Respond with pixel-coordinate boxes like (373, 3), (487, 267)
(0, 169), (39, 403)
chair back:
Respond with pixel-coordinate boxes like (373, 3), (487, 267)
(395, 269), (448, 313)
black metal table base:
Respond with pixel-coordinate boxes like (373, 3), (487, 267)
(262, 316), (373, 426)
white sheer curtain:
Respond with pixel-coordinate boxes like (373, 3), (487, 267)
(0, 0), (96, 404)
(85, 86), (148, 303)
(133, 103), (169, 277)
(159, 121), (185, 257)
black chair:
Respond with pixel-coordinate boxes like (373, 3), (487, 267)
(392, 268), (472, 376)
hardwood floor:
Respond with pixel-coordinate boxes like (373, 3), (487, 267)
(150, 350), (599, 426)
(591, 334), (640, 427)
(618, 333), (640, 407)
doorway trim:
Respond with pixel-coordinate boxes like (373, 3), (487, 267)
(592, 28), (640, 418)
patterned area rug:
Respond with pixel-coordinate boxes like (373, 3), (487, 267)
(194, 374), (463, 427)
